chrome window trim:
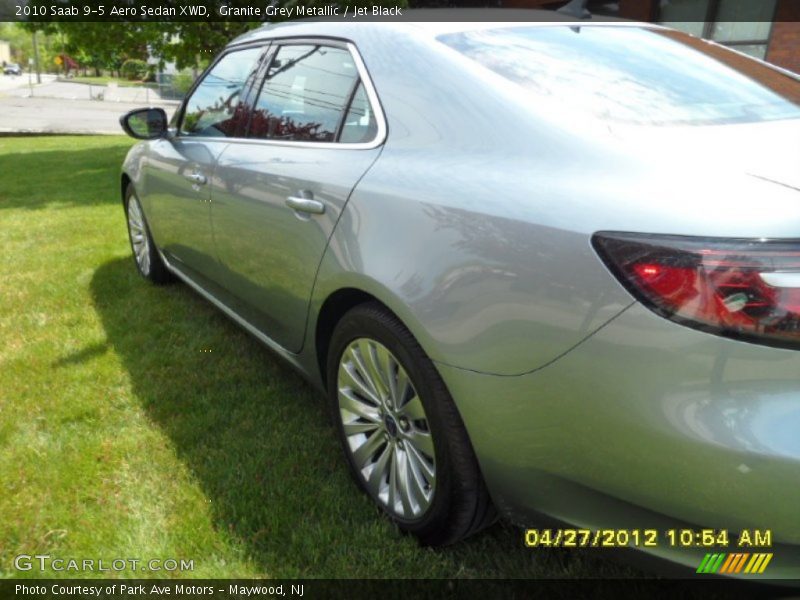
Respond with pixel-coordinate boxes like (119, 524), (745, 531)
(179, 41), (387, 151)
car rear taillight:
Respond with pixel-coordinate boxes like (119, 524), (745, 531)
(592, 232), (800, 349)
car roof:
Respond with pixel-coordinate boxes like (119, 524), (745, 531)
(229, 9), (646, 47)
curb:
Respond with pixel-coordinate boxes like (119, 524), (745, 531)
(0, 130), (123, 136)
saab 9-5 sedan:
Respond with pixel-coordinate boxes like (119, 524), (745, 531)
(119, 15), (800, 576)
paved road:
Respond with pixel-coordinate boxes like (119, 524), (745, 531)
(0, 77), (178, 134)
(0, 96), (177, 135)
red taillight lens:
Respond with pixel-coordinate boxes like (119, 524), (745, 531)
(592, 232), (800, 349)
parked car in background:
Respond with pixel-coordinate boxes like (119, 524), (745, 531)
(119, 14), (800, 577)
(3, 63), (22, 76)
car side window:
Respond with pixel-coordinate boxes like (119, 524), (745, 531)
(180, 46), (263, 138)
(249, 44), (360, 142)
(339, 83), (378, 144)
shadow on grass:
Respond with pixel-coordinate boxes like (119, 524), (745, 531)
(51, 341), (110, 367)
(89, 256), (645, 579)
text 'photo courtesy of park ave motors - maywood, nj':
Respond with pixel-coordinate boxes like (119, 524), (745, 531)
(14, 583), (305, 597)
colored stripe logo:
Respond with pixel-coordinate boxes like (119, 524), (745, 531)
(696, 553), (772, 574)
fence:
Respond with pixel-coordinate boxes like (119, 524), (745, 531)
(56, 73), (190, 105)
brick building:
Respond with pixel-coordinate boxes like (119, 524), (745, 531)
(504, 0), (800, 74)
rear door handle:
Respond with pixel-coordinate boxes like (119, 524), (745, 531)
(286, 195), (325, 215)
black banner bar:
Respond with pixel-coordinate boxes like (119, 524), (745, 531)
(1, 0), (799, 23)
(1, 579), (797, 600)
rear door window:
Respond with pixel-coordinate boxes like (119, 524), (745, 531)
(249, 44), (363, 142)
(339, 83), (378, 144)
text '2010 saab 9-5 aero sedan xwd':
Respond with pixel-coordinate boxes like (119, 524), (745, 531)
(119, 15), (800, 577)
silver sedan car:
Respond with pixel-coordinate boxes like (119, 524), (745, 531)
(119, 15), (800, 576)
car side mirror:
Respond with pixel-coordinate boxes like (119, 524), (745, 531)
(120, 108), (168, 140)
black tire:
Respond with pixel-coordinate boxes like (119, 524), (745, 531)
(327, 302), (496, 546)
(124, 184), (173, 285)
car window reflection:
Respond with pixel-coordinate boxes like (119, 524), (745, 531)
(249, 45), (359, 142)
(181, 46), (263, 137)
(440, 26), (800, 126)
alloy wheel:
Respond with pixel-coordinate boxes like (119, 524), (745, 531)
(127, 195), (151, 276)
(337, 338), (436, 521)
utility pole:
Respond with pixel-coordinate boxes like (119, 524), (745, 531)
(32, 30), (42, 84)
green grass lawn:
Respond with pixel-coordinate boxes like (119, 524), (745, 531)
(0, 135), (644, 580)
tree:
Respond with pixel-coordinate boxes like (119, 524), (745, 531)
(146, 0), (409, 70)
(148, 22), (260, 71)
(0, 23), (32, 63)
(1, 23), (62, 73)
(18, 20), (257, 73)
(18, 0), (409, 73)
(40, 22), (156, 75)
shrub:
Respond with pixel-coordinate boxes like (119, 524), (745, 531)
(120, 58), (148, 81)
(172, 70), (196, 95)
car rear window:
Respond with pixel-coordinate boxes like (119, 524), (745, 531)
(438, 26), (800, 126)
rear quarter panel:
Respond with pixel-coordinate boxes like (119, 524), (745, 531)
(310, 27), (635, 376)
(311, 25), (800, 376)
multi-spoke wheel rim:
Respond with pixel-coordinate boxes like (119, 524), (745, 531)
(127, 196), (150, 275)
(337, 338), (436, 521)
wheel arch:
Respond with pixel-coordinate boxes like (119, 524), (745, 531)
(121, 172), (132, 206)
(313, 280), (446, 395)
(315, 287), (389, 391)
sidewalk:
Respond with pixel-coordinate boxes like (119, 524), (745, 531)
(0, 73), (57, 92)
(4, 78), (181, 104)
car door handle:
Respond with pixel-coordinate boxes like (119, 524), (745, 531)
(286, 196), (325, 215)
(186, 172), (207, 185)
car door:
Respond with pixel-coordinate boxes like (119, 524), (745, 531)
(143, 44), (266, 286)
(211, 40), (385, 352)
